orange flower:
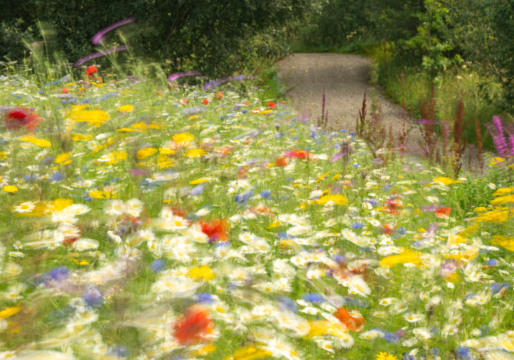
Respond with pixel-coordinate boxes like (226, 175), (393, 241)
(285, 149), (311, 160)
(202, 98), (209, 105)
(268, 101), (276, 109)
(215, 91), (223, 100)
(201, 219), (228, 243)
(334, 307), (365, 331)
(173, 306), (213, 345)
(435, 207), (451, 219)
(85, 65), (98, 77)
(275, 157), (288, 167)
(61, 87), (69, 94)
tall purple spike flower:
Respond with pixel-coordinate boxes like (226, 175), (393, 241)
(504, 122), (514, 156)
(92, 17), (136, 46)
(75, 46), (128, 67)
(485, 115), (508, 157)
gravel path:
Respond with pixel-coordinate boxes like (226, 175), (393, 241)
(276, 53), (488, 175)
(276, 53), (425, 153)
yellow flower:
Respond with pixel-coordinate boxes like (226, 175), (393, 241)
(185, 148), (206, 158)
(316, 171), (330, 182)
(159, 148), (176, 155)
(376, 352), (398, 360)
(0, 306), (20, 320)
(433, 177), (461, 186)
(474, 207), (487, 212)
(312, 194), (348, 206)
(55, 153), (72, 165)
(89, 190), (115, 199)
(491, 235), (514, 251)
(79, 260), (89, 266)
(70, 133), (93, 142)
(380, 249), (423, 268)
(97, 151), (128, 165)
(223, 346), (272, 360)
(187, 115), (199, 121)
(3, 185), (18, 193)
(19, 135), (52, 148)
(458, 224), (479, 237)
(474, 209), (510, 222)
(156, 154), (174, 169)
(188, 265), (214, 281)
(118, 105), (134, 112)
(71, 109), (110, 126)
(172, 132), (194, 145)
(188, 344), (216, 356)
(490, 195), (514, 205)
(493, 187), (514, 196)
(136, 147), (158, 160)
(331, 173), (340, 180)
(489, 157), (505, 166)
(268, 221), (281, 229)
(190, 178), (213, 185)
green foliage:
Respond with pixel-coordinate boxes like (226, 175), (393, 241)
(1, 0), (309, 76)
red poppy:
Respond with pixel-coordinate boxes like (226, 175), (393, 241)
(4, 108), (42, 131)
(215, 91), (223, 100)
(385, 199), (402, 215)
(435, 207), (451, 219)
(173, 306), (213, 345)
(380, 224), (394, 235)
(244, 101), (249, 106)
(268, 102), (275, 109)
(334, 307), (365, 331)
(201, 219), (228, 242)
(61, 87), (69, 94)
(85, 65), (98, 77)
(275, 157), (288, 167)
(202, 98), (209, 105)
(285, 149), (311, 160)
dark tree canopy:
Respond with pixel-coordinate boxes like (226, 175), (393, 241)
(0, 0), (310, 75)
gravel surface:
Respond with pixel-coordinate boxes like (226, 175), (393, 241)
(276, 53), (415, 134)
(276, 53), (488, 174)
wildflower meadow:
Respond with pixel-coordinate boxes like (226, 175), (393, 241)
(1, 23), (514, 360)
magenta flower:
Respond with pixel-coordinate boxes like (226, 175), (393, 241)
(75, 45), (128, 67)
(168, 71), (200, 82)
(92, 17), (136, 46)
(485, 115), (508, 157)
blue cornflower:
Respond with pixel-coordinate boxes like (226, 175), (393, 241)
(235, 190), (254, 204)
(150, 259), (167, 273)
(260, 190), (272, 198)
(487, 259), (498, 266)
(277, 296), (297, 313)
(351, 222), (364, 229)
(83, 287), (103, 308)
(397, 227), (407, 235)
(51, 172), (64, 181)
(302, 293), (325, 303)
(197, 293), (215, 304)
(106, 345), (130, 358)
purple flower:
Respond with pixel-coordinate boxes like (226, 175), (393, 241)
(92, 17), (136, 46)
(486, 116), (508, 157)
(168, 71), (200, 82)
(75, 46), (128, 67)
